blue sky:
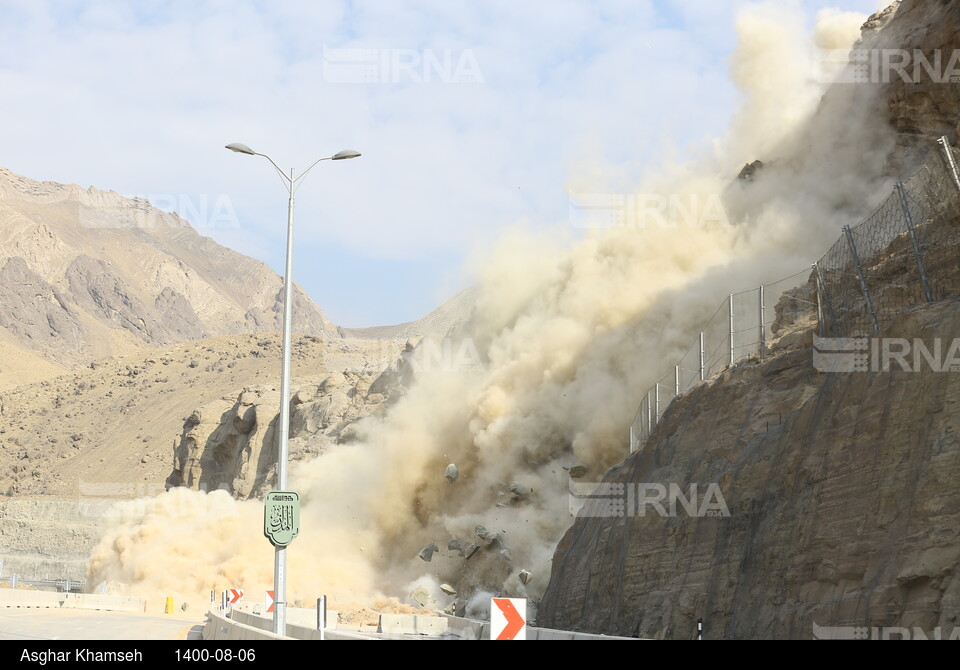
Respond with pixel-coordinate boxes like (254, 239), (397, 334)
(0, 0), (885, 327)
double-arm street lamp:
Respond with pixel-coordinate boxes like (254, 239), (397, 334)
(225, 142), (360, 634)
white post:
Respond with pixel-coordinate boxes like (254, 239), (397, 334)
(655, 383), (660, 423)
(938, 136), (960, 193)
(646, 391), (652, 435)
(699, 332), (705, 381)
(317, 595), (327, 640)
(729, 293), (735, 366)
(758, 285), (765, 362)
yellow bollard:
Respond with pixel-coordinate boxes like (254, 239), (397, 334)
(164, 597), (174, 614)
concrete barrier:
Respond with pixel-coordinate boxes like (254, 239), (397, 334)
(0, 588), (141, 613)
(415, 615), (449, 636)
(442, 613), (640, 640)
(203, 610), (292, 641)
(229, 607), (368, 640)
(206, 607), (641, 641)
(379, 614), (416, 635)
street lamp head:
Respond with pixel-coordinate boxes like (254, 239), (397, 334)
(331, 149), (361, 160)
(225, 142), (256, 155)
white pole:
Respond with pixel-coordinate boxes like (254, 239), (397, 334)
(317, 595), (327, 640)
(273, 169), (297, 636)
(655, 383), (660, 423)
(729, 294), (735, 366)
(699, 332), (705, 381)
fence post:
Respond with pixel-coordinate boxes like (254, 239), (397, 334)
(728, 294), (735, 366)
(895, 181), (933, 302)
(813, 264), (825, 337)
(813, 262), (837, 337)
(655, 383), (660, 423)
(646, 390), (652, 436)
(675, 365), (680, 397)
(758, 284), (765, 362)
(938, 136), (960, 194)
(843, 225), (880, 334)
(699, 332), (705, 381)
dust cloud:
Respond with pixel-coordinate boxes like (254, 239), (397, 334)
(87, 5), (898, 614)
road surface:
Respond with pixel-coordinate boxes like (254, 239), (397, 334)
(0, 609), (203, 640)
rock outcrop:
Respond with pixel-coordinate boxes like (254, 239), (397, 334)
(875, 1), (960, 172)
(0, 257), (87, 358)
(538, 294), (960, 639)
(166, 362), (403, 499)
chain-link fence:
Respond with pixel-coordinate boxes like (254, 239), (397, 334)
(630, 138), (960, 453)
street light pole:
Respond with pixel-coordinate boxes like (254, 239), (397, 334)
(225, 143), (360, 635)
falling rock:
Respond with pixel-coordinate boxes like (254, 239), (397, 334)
(463, 543), (480, 560)
(447, 539), (462, 552)
(518, 570), (532, 585)
(568, 465), (587, 479)
(485, 533), (503, 551)
(418, 542), (439, 562)
(440, 583), (457, 596)
(444, 463), (459, 482)
(410, 586), (432, 607)
(474, 524), (488, 539)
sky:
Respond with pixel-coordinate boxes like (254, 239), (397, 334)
(0, 0), (886, 327)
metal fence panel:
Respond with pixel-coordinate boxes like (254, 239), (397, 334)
(628, 140), (960, 453)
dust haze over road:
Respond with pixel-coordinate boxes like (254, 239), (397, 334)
(87, 4), (899, 615)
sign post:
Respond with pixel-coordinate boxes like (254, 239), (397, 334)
(264, 491), (301, 547)
(264, 490), (300, 636)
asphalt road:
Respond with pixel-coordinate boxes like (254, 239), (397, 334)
(0, 609), (204, 640)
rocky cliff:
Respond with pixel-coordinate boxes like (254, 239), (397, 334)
(875, 0), (960, 172)
(538, 295), (960, 639)
(165, 357), (402, 500)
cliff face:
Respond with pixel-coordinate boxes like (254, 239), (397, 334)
(165, 341), (405, 499)
(538, 297), (960, 639)
(875, 0), (960, 172)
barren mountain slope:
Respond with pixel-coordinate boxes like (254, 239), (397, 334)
(0, 332), (400, 580)
(0, 168), (340, 370)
